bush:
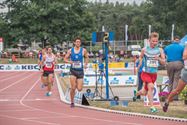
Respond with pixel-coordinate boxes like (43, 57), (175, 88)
(180, 86), (187, 100)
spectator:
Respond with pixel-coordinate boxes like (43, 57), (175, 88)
(29, 51), (33, 58)
(164, 35), (184, 100)
(12, 54), (18, 62)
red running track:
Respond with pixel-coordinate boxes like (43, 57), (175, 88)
(0, 71), (186, 125)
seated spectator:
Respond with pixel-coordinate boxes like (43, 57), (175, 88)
(12, 54), (18, 62)
(29, 51), (33, 58)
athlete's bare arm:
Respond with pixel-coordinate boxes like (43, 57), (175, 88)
(52, 53), (57, 64)
(183, 46), (187, 60)
(139, 48), (145, 62)
(64, 49), (73, 64)
(83, 48), (89, 68)
(158, 48), (166, 65)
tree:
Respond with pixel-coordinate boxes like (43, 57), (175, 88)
(1, 0), (95, 46)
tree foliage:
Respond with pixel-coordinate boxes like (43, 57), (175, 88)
(0, 0), (187, 47)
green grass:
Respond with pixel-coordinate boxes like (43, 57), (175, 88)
(89, 100), (187, 119)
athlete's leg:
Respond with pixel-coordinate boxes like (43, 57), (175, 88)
(41, 72), (47, 87)
(163, 79), (186, 112)
(42, 73), (48, 87)
(77, 78), (83, 92)
(168, 79), (186, 102)
(46, 73), (54, 95)
(137, 82), (147, 96)
(70, 75), (77, 104)
(147, 83), (154, 107)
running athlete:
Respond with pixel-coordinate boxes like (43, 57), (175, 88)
(64, 37), (89, 107)
(136, 32), (165, 113)
(42, 47), (57, 96)
(163, 44), (187, 112)
(38, 48), (47, 88)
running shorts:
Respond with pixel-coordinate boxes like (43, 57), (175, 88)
(43, 71), (54, 77)
(141, 71), (157, 91)
(181, 68), (187, 84)
(70, 68), (84, 79)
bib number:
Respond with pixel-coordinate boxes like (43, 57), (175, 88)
(72, 61), (82, 69)
(147, 59), (158, 68)
(46, 62), (52, 68)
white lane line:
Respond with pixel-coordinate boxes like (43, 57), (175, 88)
(0, 72), (18, 79)
(0, 114), (60, 125)
(0, 98), (58, 102)
(0, 99), (9, 101)
(19, 73), (142, 125)
(56, 74), (187, 123)
(0, 72), (28, 82)
(0, 73), (34, 93)
(0, 109), (36, 112)
(21, 115), (76, 120)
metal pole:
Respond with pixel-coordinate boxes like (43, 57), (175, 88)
(171, 24), (174, 41)
(102, 26), (109, 100)
(148, 25), (151, 37)
(125, 25), (128, 50)
(114, 40), (116, 55)
(105, 42), (109, 100)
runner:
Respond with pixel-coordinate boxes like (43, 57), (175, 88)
(38, 48), (47, 88)
(64, 37), (89, 107)
(42, 47), (57, 96)
(163, 44), (187, 112)
(136, 32), (165, 113)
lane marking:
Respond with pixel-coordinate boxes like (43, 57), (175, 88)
(0, 73), (35, 93)
(21, 115), (76, 120)
(0, 98), (58, 102)
(19, 73), (143, 125)
(0, 114), (60, 125)
(0, 99), (9, 101)
(0, 72), (28, 82)
(56, 73), (187, 123)
(0, 109), (36, 112)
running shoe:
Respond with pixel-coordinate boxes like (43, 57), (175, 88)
(41, 84), (45, 88)
(41, 83), (47, 88)
(162, 102), (169, 112)
(70, 103), (75, 108)
(150, 107), (158, 113)
(46, 91), (52, 96)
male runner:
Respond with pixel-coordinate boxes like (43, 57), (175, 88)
(38, 48), (47, 88)
(42, 47), (57, 96)
(136, 32), (165, 113)
(163, 44), (187, 112)
(64, 37), (89, 107)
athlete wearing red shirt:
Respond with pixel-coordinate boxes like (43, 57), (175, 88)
(42, 47), (57, 96)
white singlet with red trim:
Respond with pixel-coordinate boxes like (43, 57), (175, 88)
(43, 54), (55, 71)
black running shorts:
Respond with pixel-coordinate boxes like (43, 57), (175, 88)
(70, 68), (84, 79)
(43, 71), (54, 77)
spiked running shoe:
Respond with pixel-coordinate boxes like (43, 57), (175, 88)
(70, 103), (75, 108)
(46, 91), (52, 96)
(150, 107), (158, 113)
(41, 83), (47, 88)
(163, 102), (169, 112)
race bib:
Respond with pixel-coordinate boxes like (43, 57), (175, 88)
(46, 62), (52, 68)
(72, 61), (82, 69)
(184, 60), (187, 69)
(147, 59), (158, 68)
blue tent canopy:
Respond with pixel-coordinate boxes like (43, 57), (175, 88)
(180, 35), (187, 46)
